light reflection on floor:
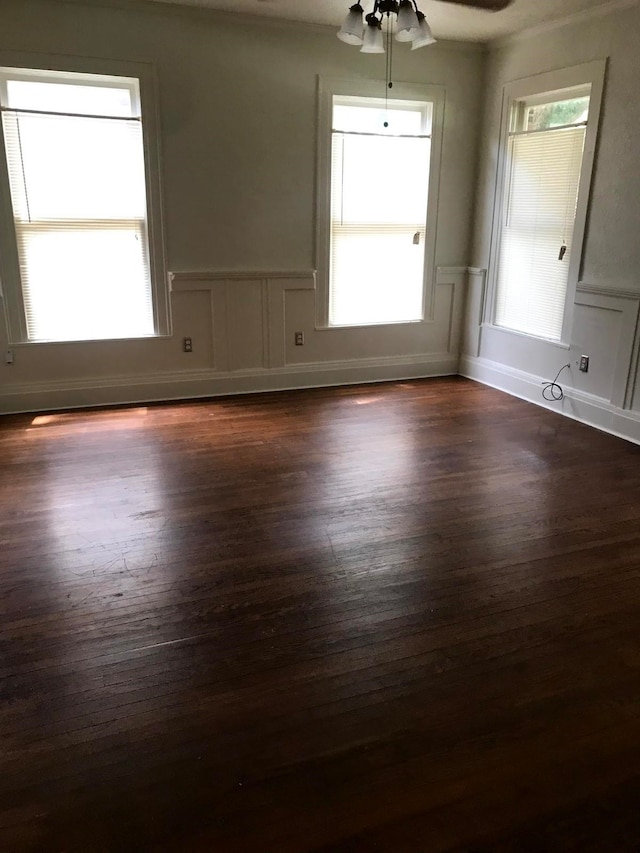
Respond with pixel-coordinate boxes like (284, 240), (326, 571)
(28, 407), (151, 434)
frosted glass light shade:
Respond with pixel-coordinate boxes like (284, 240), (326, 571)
(337, 3), (365, 45)
(361, 19), (385, 53)
(411, 13), (436, 48)
(396, 0), (419, 42)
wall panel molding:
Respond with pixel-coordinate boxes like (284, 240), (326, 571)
(461, 267), (486, 358)
(573, 288), (640, 408)
(460, 354), (640, 446)
(435, 266), (468, 355)
(170, 270), (316, 289)
(576, 282), (640, 301)
(462, 274), (640, 443)
(169, 270), (316, 373)
(1, 267), (468, 414)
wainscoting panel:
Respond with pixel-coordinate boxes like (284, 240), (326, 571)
(172, 271), (316, 373)
(2, 267), (466, 413)
(280, 266), (466, 368)
(434, 266), (468, 356)
(225, 279), (265, 371)
(461, 279), (640, 445)
(461, 268), (486, 358)
(573, 287), (640, 408)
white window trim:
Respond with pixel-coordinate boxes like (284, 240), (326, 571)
(315, 76), (445, 330)
(484, 60), (606, 347)
(0, 51), (170, 345)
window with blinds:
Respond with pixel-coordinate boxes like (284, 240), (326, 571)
(329, 96), (432, 327)
(494, 89), (590, 341)
(0, 69), (155, 342)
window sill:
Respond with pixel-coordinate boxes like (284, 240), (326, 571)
(483, 322), (571, 349)
(8, 334), (171, 347)
(317, 318), (427, 331)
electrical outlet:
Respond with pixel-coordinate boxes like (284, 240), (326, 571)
(5, 350), (14, 365)
(294, 332), (304, 346)
(579, 355), (589, 373)
(183, 337), (193, 353)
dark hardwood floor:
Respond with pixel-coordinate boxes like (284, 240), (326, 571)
(1, 377), (640, 852)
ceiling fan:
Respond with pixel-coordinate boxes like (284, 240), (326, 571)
(335, 0), (513, 55)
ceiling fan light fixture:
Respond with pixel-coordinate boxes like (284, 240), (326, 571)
(411, 12), (436, 48)
(337, 2), (365, 45)
(336, 0), (437, 97)
(395, 0), (420, 41)
(361, 14), (385, 52)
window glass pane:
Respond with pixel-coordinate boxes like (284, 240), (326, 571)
(329, 127), (430, 327)
(333, 98), (430, 135)
(525, 96), (589, 131)
(333, 134), (430, 225)
(6, 80), (133, 117)
(0, 70), (154, 343)
(17, 226), (154, 342)
(3, 112), (147, 221)
(495, 125), (586, 340)
(330, 227), (425, 326)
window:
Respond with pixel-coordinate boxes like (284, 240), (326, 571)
(0, 65), (167, 343)
(317, 79), (442, 328)
(490, 62), (605, 343)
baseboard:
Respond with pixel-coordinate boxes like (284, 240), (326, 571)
(9, 352), (640, 446)
(0, 353), (458, 415)
(460, 354), (640, 446)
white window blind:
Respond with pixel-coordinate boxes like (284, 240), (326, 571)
(0, 72), (155, 342)
(329, 98), (431, 327)
(495, 123), (586, 341)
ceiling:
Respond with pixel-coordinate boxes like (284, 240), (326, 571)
(144, 0), (617, 42)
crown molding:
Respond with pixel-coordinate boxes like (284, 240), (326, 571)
(492, 0), (640, 50)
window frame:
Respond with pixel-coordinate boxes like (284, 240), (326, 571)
(315, 76), (445, 330)
(485, 60), (606, 347)
(0, 52), (170, 345)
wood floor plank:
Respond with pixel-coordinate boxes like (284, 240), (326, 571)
(1, 377), (640, 851)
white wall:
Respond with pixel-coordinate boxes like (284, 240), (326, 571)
(462, 2), (640, 444)
(0, 0), (485, 413)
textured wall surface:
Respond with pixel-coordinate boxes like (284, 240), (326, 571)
(473, 4), (640, 289)
(0, 0), (485, 412)
(466, 3), (640, 444)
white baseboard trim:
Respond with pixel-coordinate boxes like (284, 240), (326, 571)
(0, 353), (458, 415)
(460, 354), (640, 446)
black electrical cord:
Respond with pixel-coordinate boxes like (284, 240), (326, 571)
(542, 363), (571, 402)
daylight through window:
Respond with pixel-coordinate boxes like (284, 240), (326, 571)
(329, 95), (432, 327)
(0, 68), (156, 342)
(494, 87), (591, 341)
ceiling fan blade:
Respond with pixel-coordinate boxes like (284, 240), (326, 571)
(435, 0), (513, 10)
